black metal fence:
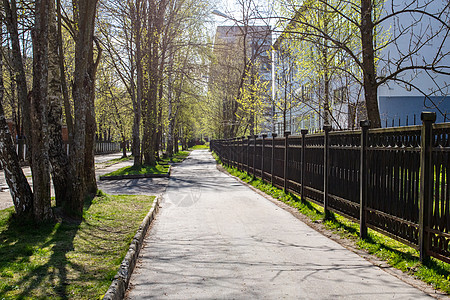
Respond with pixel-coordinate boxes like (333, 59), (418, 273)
(211, 112), (450, 264)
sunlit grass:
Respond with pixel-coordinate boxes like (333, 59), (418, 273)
(189, 144), (209, 150)
(161, 151), (190, 163)
(101, 164), (169, 177)
(0, 193), (154, 299)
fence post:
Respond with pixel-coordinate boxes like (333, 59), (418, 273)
(223, 139), (227, 166)
(241, 136), (245, 171)
(419, 111), (436, 262)
(253, 135), (257, 178)
(228, 138), (232, 166)
(228, 138), (234, 168)
(261, 134), (267, 181)
(271, 133), (277, 186)
(301, 129), (308, 202)
(284, 131), (291, 193)
(359, 120), (371, 239)
(323, 125), (332, 218)
(247, 135), (252, 175)
(235, 137), (239, 168)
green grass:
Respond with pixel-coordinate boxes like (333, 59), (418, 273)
(189, 144), (209, 150)
(107, 155), (133, 164)
(101, 164), (169, 177)
(161, 151), (190, 163)
(212, 152), (450, 294)
(0, 193), (155, 299)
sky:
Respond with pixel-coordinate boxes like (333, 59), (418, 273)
(212, 0), (276, 27)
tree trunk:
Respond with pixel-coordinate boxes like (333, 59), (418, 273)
(142, 14), (157, 166)
(57, 0), (73, 142)
(122, 135), (127, 158)
(131, 0), (143, 166)
(360, 0), (381, 128)
(3, 0), (31, 150)
(70, 0), (99, 216)
(0, 107), (34, 218)
(48, 0), (73, 209)
(167, 53), (174, 157)
(84, 59), (100, 195)
(0, 24), (33, 218)
(31, 0), (53, 222)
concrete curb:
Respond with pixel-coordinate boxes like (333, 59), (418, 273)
(102, 195), (161, 300)
(99, 167), (171, 181)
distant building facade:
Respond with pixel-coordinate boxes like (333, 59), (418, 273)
(377, 0), (450, 126)
(210, 25), (272, 138)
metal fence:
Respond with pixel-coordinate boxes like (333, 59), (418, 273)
(211, 112), (450, 264)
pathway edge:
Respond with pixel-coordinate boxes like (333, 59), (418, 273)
(102, 194), (161, 300)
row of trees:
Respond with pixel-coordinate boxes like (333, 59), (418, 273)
(0, 0), (211, 222)
(0, 0), (99, 222)
(98, 0), (210, 165)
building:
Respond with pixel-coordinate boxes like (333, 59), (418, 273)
(209, 25), (272, 138)
(272, 23), (364, 135)
(377, 0), (450, 126)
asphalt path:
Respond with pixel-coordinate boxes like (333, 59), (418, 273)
(126, 149), (433, 299)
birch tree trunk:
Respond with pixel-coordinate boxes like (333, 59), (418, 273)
(3, 0), (31, 148)
(0, 24), (33, 218)
(57, 0), (73, 142)
(31, 0), (52, 222)
(48, 0), (73, 209)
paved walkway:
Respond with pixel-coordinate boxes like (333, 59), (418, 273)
(126, 150), (433, 299)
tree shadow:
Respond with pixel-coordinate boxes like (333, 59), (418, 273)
(0, 193), (97, 299)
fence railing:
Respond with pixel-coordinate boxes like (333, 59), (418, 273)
(211, 112), (450, 264)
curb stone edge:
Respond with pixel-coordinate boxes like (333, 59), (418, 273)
(102, 194), (161, 300)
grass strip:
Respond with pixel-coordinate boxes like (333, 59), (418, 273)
(212, 152), (450, 294)
(105, 155), (133, 164)
(0, 192), (155, 299)
(160, 151), (190, 163)
(189, 144), (209, 150)
(101, 164), (169, 177)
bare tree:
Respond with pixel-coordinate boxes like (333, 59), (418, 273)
(277, 0), (450, 128)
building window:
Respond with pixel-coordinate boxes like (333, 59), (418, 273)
(333, 87), (347, 104)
